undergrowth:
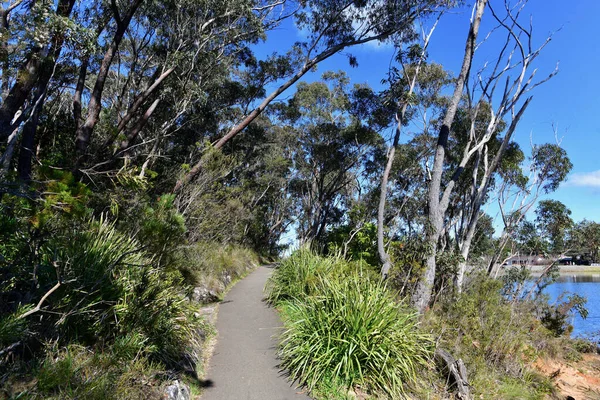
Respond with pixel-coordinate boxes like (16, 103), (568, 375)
(177, 242), (260, 296)
(267, 249), (433, 398)
(424, 274), (563, 399)
(0, 214), (203, 398)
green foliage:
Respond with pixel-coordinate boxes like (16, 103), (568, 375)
(501, 265), (533, 300)
(570, 219), (600, 263)
(324, 222), (379, 267)
(386, 238), (430, 298)
(34, 342), (164, 400)
(177, 241), (259, 291)
(535, 199), (573, 254)
(1, 214), (201, 370)
(24, 168), (92, 229)
(136, 194), (187, 266)
(0, 306), (31, 347)
(53, 218), (200, 367)
(426, 274), (554, 398)
(539, 293), (588, 337)
(269, 251), (433, 398)
(265, 248), (371, 305)
(531, 144), (573, 194)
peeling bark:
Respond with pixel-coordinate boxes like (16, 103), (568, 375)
(412, 0), (487, 312)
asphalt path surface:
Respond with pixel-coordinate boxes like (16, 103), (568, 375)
(200, 265), (311, 400)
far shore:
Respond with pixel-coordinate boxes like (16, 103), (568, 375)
(522, 264), (600, 275)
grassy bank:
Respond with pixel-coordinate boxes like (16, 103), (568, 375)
(0, 209), (259, 399)
(266, 250), (600, 399)
(266, 250), (433, 398)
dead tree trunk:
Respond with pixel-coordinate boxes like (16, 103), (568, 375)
(435, 348), (472, 400)
(412, 0), (487, 312)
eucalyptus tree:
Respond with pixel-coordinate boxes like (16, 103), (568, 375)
(173, 0), (455, 192)
(0, 0), (81, 182)
(570, 220), (600, 263)
(277, 72), (387, 244)
(376, 20), (447, 277)
(73, 0), (285, 165)
(413, 0), (563, 310)
(487, 143), (572, 276)
(410, 0), (486, 311)
(535, 199), (572, 255)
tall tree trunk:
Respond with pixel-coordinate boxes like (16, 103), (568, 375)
(0, 0), (75, 140)
(377, 18), (439, 278)
(455, 211), (480, 289)
(412, 0), (487, 313)
(74, 0), (144, 158)
(16, 91), (45, 181)
(378, 107), (409, 278)
(0, 49), (41, 138)
(377, 143), (396, 278)
(1, 75), (49, 178)
(118, 98), (160, 151)
(72, 57), (89, 125)
(104, 66), (174, 149)
(0, 125), (20, 176)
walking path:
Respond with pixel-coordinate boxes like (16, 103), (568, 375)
(200, 265), (311, 400)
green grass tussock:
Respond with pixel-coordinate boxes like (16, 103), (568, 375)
(265, 247), (375, 305)
(267, 250), (433, 398)
(33, 340), (164, 400)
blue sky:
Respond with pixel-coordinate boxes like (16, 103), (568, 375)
(255, 1), (599, 230)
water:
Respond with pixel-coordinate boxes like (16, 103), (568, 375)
(541, 274), (600, 338)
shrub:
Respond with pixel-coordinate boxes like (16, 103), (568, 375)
(426, 274), (556, 398)
(539, 292), (588, 337)
(265, 248), (372, 305)
(2, 217), (201, 372)
(136, 194), (187, 267)
(272, 252), (433, 398)
(265, 248), (335, 304)
(51, 218), (201, 368)
(0, 305), (30, 348)
(279, 274), (432, 397)
(177, 242), (259, 290)
(34, 342), (164, 400)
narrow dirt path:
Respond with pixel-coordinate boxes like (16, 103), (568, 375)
(200, 265), (311, 400)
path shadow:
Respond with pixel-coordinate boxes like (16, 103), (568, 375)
(197, 379), (215, 388)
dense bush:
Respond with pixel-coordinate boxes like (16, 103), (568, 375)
(0, 204), (203, 397)
(265, 248), (336, 304)
(265, 247), (376, 305)
(177, 241), (259, 290)
(268, 250), (433, 398)
(426, 274), (556, 398)
(30, 339), (165, 400)
(44, 218), (201, 368)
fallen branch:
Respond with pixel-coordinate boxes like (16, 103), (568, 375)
(18, 281), (61, 319)
(435, 348), (471, 400)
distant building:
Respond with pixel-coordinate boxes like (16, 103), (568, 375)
(503, 255), (546, 266)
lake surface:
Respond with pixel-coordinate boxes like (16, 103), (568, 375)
(542, 274), (600, 338)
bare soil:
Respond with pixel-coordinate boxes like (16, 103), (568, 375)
(535, 354), (600, 400)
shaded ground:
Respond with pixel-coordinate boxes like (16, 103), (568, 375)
(200, 265), (310, 400)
